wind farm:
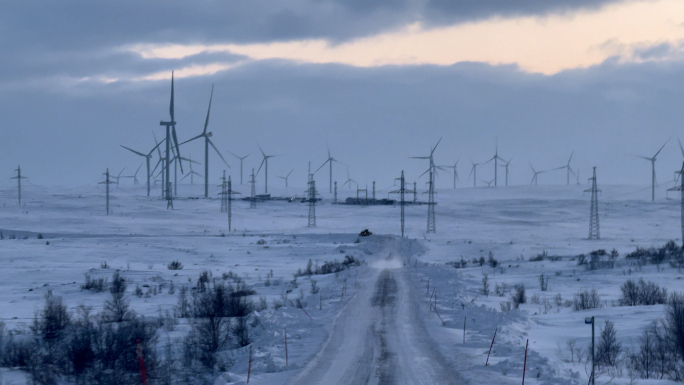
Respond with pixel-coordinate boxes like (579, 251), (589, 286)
(5, 68), (684, 385)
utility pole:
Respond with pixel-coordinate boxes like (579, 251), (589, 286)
(220, 170), (228, 213)
(308, 172), (316, 227)
(427, 169), (436, 233)
(10, 165), (26, 205)
(372, 181), (376, 201)
(413, 182), (417, 202)
(589, 167), (600, 240)
(228, 176), (232, 232)
(585, 316), (595, 385)
(99, 168), (115, 215)
(250, 168), (256, 209)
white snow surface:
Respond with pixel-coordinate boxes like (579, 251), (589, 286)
(0, 182), (682, 384)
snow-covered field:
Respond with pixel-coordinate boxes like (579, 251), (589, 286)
(0, 181), (682, 384)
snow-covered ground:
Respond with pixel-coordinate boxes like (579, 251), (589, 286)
(0, 181), (682, 384)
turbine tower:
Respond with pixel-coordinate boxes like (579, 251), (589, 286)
(120, 137), (164, 197)
(488, 142), (506, 187)
(229, 152), (250, 185)
(439, 161), (459, 189)
(256, 145), (276, 194)
(99, 168), (115, 215)
(530, 163), (545, 185)
(553, 151), (575, 186)
(308, 172), (317, 227)
(635, 139), (669, 201)
(179, 84), (230, 198)
(249, 168), (256, 208)
(588, 167), (600, 240)
(499, 158), (512, 186)
(469, 161), (481, 188)
(159, 72), (184, 209)
(278, 169), (294, 187)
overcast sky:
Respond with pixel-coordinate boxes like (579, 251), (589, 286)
(2, 0), (684, 196)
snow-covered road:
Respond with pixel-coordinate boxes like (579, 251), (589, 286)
(290, 255), (465, 385)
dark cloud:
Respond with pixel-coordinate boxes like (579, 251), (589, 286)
(633, 42), (675, 60)
(2, 58), (684, 191)
(423, 0), (626, 24)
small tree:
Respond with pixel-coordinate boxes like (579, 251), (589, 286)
(104, 271), (130, 322)
(32, 290), (70, 346)
(539, 274), (548, 291)
(596, 320), (621, 368)
(481, 274), (490, 297)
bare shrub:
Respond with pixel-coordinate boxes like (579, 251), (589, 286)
(81, 274), (106, 292)
(573, 289), (601, 311)
(104, 271), (130, 322)
(482, 274), (490, 297)
(167, 260), (183, 270)
(511, 284), (526, 309)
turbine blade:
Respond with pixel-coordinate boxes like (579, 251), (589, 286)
(256, 157), (266, 176)
(287, 169), (294, 177)
(179, 133), (204, 146)
(169, 71), (175, 122)
(208, 139), (231, 168)
(431, 137), (443, 155)
(568, 151), (574, 166)
(203, 84), (213, 135)
(120, 145), (146, 157)
(653, 138), (669, 158)
(314, 159), (329, 174)
(152, 132), (163, 159)
(172, 126), (183, 174)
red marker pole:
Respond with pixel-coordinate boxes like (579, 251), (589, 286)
(137, 339), (147, 385)
(522, 339), (529, 385)
(486, 329), (497, 366)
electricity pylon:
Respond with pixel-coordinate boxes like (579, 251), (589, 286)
(10, 165), (27, 205)
(589, 167), (600, 240)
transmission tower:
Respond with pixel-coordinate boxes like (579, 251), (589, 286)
(10, 165), (26, 205)
(99, 168), (115, 215)
(427, 170), (436, 233)
(588, 167), (600, 240)
(220, 170), (228, 213)
(250, 168), (256, 209)
(227, 176), (232, 232)
(308, 173), (317, 227)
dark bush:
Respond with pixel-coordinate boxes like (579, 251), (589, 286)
(573, 289), (601, 311)
(596, 320), (621, 367)
(167, 260), (183, 270)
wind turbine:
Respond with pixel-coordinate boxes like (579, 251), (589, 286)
(469, 162), (480, 188)
(120, 137), (164, 196)
(315, 144), (344, 193)
(439, 160), (459, 189)
(341, 168), (356, 190)
(553, 151), (575, 186)
(487, 142), (506, 187)
(256, 145), (277, 194)
(179, 85), (230, 198)
(159, 71), (184, 208)
(482, 178), (494, 187)
(115, 167), (126, 185)
(121, 164), (142, 185)
(410, 138), (442, 175)
(278, 169), (294, 187)
(499, 157), (512, 186)
(635, 139), (669, 201)
(229, 152), (250, 185)
(530, 163), (545, 185)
